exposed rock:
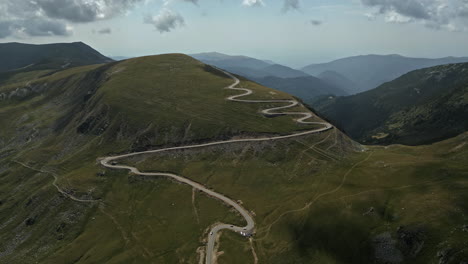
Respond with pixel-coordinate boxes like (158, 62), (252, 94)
(462, 225), (468, 232)
(373, 232), (404, 264)
(25, 217), (36, 226)
(437, 248), (454, 264)
(363, 206), (376, 216)
(396, 225), (426, 258)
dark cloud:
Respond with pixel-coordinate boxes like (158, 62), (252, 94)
(0, 22), (13, 38)
(97, 28), (112, 34)
(309, 19), (322, 26)
(0, 0), (143, 38)
(283, 0), (300, 12)
(182, 0), (199, 5)
(362, 0), (468, 30)
(22, 18), (72, 36)
(362, 0), (429, 19)
(0, 19), (71, 38)
(144, 9), (185, 33)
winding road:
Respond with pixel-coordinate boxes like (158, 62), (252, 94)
(100, 69), (332, 264)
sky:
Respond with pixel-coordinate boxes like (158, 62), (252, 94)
(1, 0), (468, 67)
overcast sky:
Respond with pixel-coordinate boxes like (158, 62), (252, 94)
(1, 0), (468, 67)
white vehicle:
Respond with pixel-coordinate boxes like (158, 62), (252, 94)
(210, 232), (213, 235)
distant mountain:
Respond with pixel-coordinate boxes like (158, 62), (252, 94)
(317, 71), (359, 94)
(191, 52), (309, 78)
(0, 42), (113, 72)
(191, 52), (348, 101)
(316, 63), (468, 145)
(110, 56), (132, 61)
(302, 54), (468, 93)
(261, 64), (309, 78)
(190, 52), (272, 70)
(252, 75), (349, 103)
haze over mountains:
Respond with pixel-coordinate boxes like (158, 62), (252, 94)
(315, 63), (468, 145)
(191, 52), (351, 101)
(302, 54), (468, 93)
(191, 52), (468, 104)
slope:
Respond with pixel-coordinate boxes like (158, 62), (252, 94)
(0, 53), (325, 263)
(318, 70), (360, 94)
(302, 54), (468, 92)
(0, 42), (113, 87)
(0, 52), (467, 264)
(0, 42), (113, 72)
(253, 75), (349, 103)
(316, 63), (468, 145)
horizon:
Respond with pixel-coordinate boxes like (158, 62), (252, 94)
(1, 1), (468, 67)
(5, 40), (468, 69)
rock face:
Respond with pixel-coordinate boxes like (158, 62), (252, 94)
(396, 226), (425, 258)
(373, 232), (404, 264)
(437, 248), (454, 264)
(372, 226), (426, 264)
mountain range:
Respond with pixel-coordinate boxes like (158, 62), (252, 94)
(315, 62), (468, 145)
(191, 52), (468, 105)
(191, 52), (350, 100)
(302, 54), (468, 93)
(0, 42), (467, 264)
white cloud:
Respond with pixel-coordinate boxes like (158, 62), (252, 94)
(144, 9), (185, 33)
(0, 0), (144, 38)
(362, 0), (468, 31)
(242, 0), (265, 7)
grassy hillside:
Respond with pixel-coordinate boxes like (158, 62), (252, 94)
(0, 52), (467, 264)
(0, 53), (324, 263)
(71, 129), (466, 264)
(0, 42), (113, 87)
(0, 42), (113, 72)
(316, 63), (468, 145)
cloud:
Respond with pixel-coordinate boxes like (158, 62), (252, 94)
(0, 0), (143, 38)
(309, 19), (322, 26)
(97, 28), (112, 34)
(283, 0), (300, 12)
(361, 0), (468, 31)
(144, 9), (185, 33)
(182, 0), (199, 5)
(242, 0), (265, 7)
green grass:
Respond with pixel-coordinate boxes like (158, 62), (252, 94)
(116, 131), (467, 264)
(0, 54), (466, 264)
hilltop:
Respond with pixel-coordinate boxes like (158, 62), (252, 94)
(0, 42), (112, 72)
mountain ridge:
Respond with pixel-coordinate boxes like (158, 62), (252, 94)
(315, 62), (468, 145)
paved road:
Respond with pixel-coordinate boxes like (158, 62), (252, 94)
(100, 69), (332, 264)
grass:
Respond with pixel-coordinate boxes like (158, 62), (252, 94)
(0, 54), (466, 264)
(116, 131), (467, 264)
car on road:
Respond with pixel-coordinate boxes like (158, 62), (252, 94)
(210, 232), (213, 235)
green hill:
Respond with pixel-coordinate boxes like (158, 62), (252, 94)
(0, 52), (467, 264)
(0, 42), (113, 72)
(0, 42), (113, 87)
(316, 63), (468, 145)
